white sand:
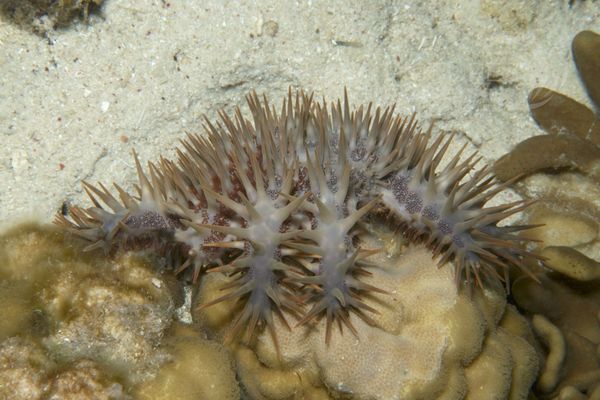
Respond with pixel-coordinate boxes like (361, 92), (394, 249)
(0, 0), (598, 227)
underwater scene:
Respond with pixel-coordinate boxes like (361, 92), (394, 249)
(0, 1), (599, 399)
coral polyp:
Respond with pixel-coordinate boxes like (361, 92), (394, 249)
(56, 89), (538, 344)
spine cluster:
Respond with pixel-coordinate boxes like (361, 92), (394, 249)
(56, 90), (537, 344)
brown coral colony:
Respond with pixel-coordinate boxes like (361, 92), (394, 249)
(56, 89), (539, 344)
(491, 30), (600, 399)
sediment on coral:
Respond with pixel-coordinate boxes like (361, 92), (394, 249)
(0, 223), (239, 400)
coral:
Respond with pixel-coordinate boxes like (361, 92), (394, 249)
(39, 251), (175, 384)
(540, 246), (600, 282)
(134, 323), (240, 400)
(494, 129), (600, 181)
(0, 337), (55, 400)
(46, 359), (128, 400)
(0, 224), (244, 399)
(0, 280), (37, 340)
(0, 224), (177, 384)
(195, 221), (538, 399)
(494, 31), (600, 185)
(524, 205), (597, 249)
(494, 30), (600, 400)
(572, 31), (600, 109)
(0, 216), (534, 400)
(532, 315), (566, 393)
(0, 223), (80, 342)
(493, 28), (600, 292)
(0, 222), (245, 398)
(512, 274), (600, 399)
(0, 337), (129, 400)
(57, 88), (540, 349)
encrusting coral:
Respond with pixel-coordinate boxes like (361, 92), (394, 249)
(56, 88), (542, 352)
(494, 30), (600, 400)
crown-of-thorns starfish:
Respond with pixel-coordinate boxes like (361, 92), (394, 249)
(56, 89), (541, 346)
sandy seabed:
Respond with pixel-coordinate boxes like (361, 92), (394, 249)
(0, 0), (598, 227)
